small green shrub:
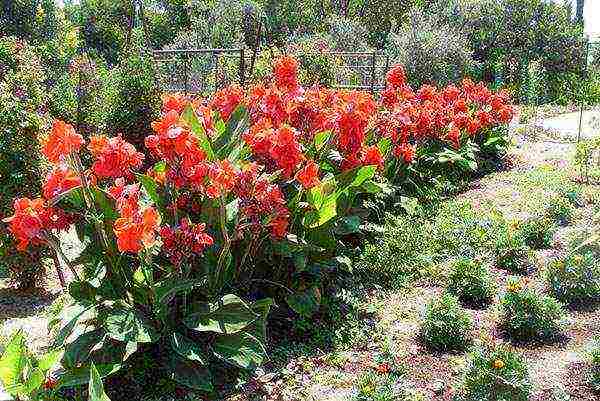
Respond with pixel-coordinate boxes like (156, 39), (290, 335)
(446, 258), (497, 307)
(589, 338), (600, 392)
(289, 36), (336, 87)
(454, 342), (530, 401)
(499, 277), (565, 341)
(494, 221), (535, 275)
(516, 216), (556, 250)
(420, 293), (473, 352)
(544, 195), (574, 226)
(545, 252), (600, 305)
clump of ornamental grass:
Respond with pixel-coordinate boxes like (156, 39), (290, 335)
(420, 293), (473, 352)
(446, 257), (497, 307)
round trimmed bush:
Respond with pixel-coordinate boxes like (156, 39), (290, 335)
(420, 293), (473, 352)
(454, 342), (530, 401)
(499, 278), (565, 341)
(494, 222), (535, 275)
(544, 195), (574, 226)
(447, 258), (497, 307)
(516, 216), (556, 250)
(545, 252), (600, 306)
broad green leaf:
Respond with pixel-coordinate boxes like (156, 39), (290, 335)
(69, 281), (97, 303)
(286, 286), (322, 317)
(183, 105), (215, 160)
(154, 279), (199, 307)
(38, 349), (62, 371)
(314, 130), (331, 151)
(212, 332), (266, 370)
(23, 368), (44, 395)
(92, 188), (118, 221)
(215, 105), (249, 158)
(337, 165), (377, 193)
(169, 333), (207, 365)
(303, 195), (337, 228)
(89, 363), (111, 401)
(167, 354), (213, 392)
(58, 363), (122, 388)
(62, 329), (105, 369)
(377, 137), (392, 156)
(101, 304), (158, 343)
(0, 330), (26, 396)
(184, 294), (257, 334)
(136, 174), (166, 213)
(246, 299), (272, 343)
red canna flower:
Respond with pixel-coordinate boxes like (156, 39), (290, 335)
(273, 55), (300, 93)
(211, 84), (243, 122)
(43, 164), (81, 199)
(43, 377), (58, 390)
(42, 120), (84, 163)
(386, 65), (406, 89)
(88, 135), (144, 179)
(362, 145), (384, 170)
(161, 93), (188, 114)
(160, 218), (213, 266)
(295, 160), (320, 189)
(3, 198), (71, 251)
(113, 206), (160, 253)
(394, 143), (415, 164)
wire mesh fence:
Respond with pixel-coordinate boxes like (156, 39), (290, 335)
(151, 48), (247, 95)
(150, 49), (392, 95)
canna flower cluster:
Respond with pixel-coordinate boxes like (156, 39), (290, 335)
(3, 57), (514, 278)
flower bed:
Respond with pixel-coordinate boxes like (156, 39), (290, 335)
(2, 56), (513, 392)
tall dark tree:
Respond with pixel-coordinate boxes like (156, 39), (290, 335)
(575, 0), (584, 24)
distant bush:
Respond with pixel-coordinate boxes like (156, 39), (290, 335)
(454, 342), (530, 401)
(0, 37), (48, 289)
(434, 0), (584, 103)
(447, 258), (497, 307)
(288, 36), (335, 87)
(545, 252), (600, 306)
(104, 53), (161, 151)
(420, 293), (473, 352)
(499, 277), (565, 341)
(385, 10), (477, 87)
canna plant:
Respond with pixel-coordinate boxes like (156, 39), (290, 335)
(2, 56), (514, 391)
(0, 330), (62, 400)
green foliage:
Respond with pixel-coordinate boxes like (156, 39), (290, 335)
(289, 36), (336, 87)
(434, 0), (584, 103)
(454, 342), (530, 401)
(499, 278), (565, 341)
(494, 219), (535, 275)
(0, 330), (61, 399)
(515, 215), (556, 250)
(104, 53), (161, 150)
(446, 258), (496, 307)
(77, 0), (132, 65)
(385, 10), (477, 87)
(545, 252), (600, 305)
(0, 36), (49, 289)
(420, 293), (473, 352)
(0, 0), (60, 42)
(589, 337), (600, 392)
(544, 195), (574, 226)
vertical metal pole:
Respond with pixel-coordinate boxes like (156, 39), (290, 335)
(183, 52), (189, 95)
(240, 48), (246, 87)
(384, 54), (390, 86)
(370, 51), (376, 94)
